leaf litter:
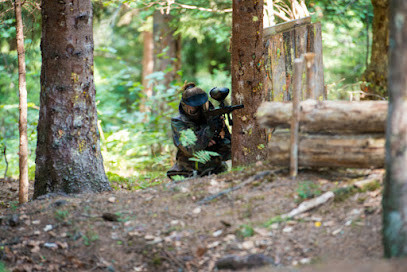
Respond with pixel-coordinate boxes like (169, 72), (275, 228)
(0, 166), (403, 271)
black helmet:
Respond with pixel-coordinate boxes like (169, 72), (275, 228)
(181, 84), (208, 107)
(180, 82), (209, 119)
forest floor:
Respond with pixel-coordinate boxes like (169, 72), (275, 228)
(1, 164), (407, 272)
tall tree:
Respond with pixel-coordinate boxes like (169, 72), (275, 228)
(231, 0), (267, 165)
(361, 0), (389, 99)
(141, 29), (154, 106)
(153, 10), (181, 89)
(383, 0), (407, 257)
(34, 0), (110, 198)
(14, 0), (28, 204)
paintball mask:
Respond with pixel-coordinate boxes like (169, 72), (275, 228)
(181, 86), (209, 118)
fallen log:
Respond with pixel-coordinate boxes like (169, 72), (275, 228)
(268, 130), (385, 168)
(257, 100), (387, 134)
(283, 191), (335, 218)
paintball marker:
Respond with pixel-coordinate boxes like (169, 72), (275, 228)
(205, 87), (244, 126)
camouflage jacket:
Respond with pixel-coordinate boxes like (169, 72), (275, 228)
(169, 102), (231, 175)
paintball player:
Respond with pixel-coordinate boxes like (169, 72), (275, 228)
(167, 82), (231, 179)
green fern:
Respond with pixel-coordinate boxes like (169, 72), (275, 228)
(180, 129), (197, 147)
(189, 150), (220, 164)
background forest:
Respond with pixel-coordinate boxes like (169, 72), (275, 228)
(0, 0), (373, 186)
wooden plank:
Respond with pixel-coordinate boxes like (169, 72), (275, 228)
(270, 33), (286, 101)
(290, 58), (304, 178)
(304, 53), (316, 99)
(263, 16), (311, 38)
(312, 22), (325, 100)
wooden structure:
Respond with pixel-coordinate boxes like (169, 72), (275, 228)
(263, 17), (325, 101)
(257, 99), (387, 169)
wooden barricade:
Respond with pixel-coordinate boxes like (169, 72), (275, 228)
(257, 99), (387, 170)
(263, 17), (325, 102)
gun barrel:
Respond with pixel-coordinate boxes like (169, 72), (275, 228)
(205, 104), (244, 118)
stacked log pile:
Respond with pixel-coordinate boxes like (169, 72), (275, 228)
(257, 100), (387, 168)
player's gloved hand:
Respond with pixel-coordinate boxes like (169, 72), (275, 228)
(209, 116), (224, 134)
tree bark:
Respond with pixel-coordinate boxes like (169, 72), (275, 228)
(15, 0), (28, 204)
(34, 0), (110, 198)
(153, 10), (181, 89)
(361, 0), (389, 99)
(140, 29), (154, 112)
(383, 0), (407, 258)
(231, 0), (266, 165)
(257, 100), (387, 134)
(268, 130), (385, 168)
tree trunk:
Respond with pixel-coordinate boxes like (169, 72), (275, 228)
(15, 0), (28, 204)
(361, 0), (389, 99)
(142, 30), (154, 94)
(140, 29), (154, 112)
(268, 130), (384, 168)
(231, 0), (266, 165)
(257, 100), (387, 134)
(34, 0), (110, 198)
(153, 10), (181, 89)
(383, 0), (407, 257)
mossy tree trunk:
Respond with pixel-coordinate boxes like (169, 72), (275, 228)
(34, 0), (110, 198)
(231, 0), (267, 165)
(361, 0), (389, 99)
(383, 0), (407, 257)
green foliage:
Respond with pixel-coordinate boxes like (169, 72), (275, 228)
(189, 150), (220, 164)
(333, 186), (357, 202)
(171, 175), (186, 181)
(237, 224), (254, 238)
(264, 215), (289, 227)
(54, 210), (69, 222)
(309, 0), (374, 99)
(0, 261), (9, 272)
(82, 230), (99, 246)
(180, 129), (197, 147)
(0, 0), (379, 186)
(296, 181), (321, 200)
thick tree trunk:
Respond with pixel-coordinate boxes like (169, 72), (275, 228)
(361, 0), (389, 99)
(383, 0), (407, 257)
(268, 130), (384, 168)
(231, 0), (266, 165)
(34, 0), (110, 198)
(257, 100), (387, 134)
(15, 0), (28, 204)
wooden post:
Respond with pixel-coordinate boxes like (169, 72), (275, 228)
(290, 57), (304, 178)
(304, 53), (315, 99)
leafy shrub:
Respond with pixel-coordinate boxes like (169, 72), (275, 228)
(296, 181), (321, 200)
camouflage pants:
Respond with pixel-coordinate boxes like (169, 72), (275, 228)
(167, 138), (230, 179)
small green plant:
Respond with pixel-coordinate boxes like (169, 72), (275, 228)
(189, 150), (220, 170)
(82, 230), (99, 246)
(264, 215), (289, 227)
(0, 261), (9, 272)
(171, 175), (185, 181)
(296, 181), (321, 200)
(180, 129), (197, 147)
(54, 209), (69, 222)
(333, 186), (357, 202)
(9, 201), (18, 212)
(237, 224), (254, 238)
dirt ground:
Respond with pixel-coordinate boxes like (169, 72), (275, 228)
(1, 165), (406, 271)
